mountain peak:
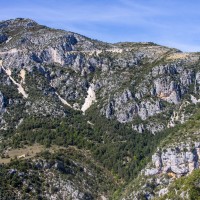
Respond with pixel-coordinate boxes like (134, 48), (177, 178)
(0, 18), (38, 29)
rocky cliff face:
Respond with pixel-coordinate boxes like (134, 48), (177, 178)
(149, 142), (200, 176)
(123, 142), (200, 199)
(1, 19), (199, 131)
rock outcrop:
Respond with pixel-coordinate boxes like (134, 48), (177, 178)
(145, 142), (200, 177)
(122, 136), (200, 200)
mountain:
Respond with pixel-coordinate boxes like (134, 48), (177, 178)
(0, 18), (200, 199)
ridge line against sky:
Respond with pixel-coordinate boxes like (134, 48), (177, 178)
(1, 0), (200, 52)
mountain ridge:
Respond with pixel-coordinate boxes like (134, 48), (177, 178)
(0, 18), (200, 200)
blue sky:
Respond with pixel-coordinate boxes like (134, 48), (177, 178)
(1, 0), (200, 52)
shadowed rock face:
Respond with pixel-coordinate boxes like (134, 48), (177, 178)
(0, 34), (7, 44)
(0, 91), (5, 112)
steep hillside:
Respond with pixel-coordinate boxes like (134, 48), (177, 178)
(0, 18), (200, 199)
(120, 109), (200, 199)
